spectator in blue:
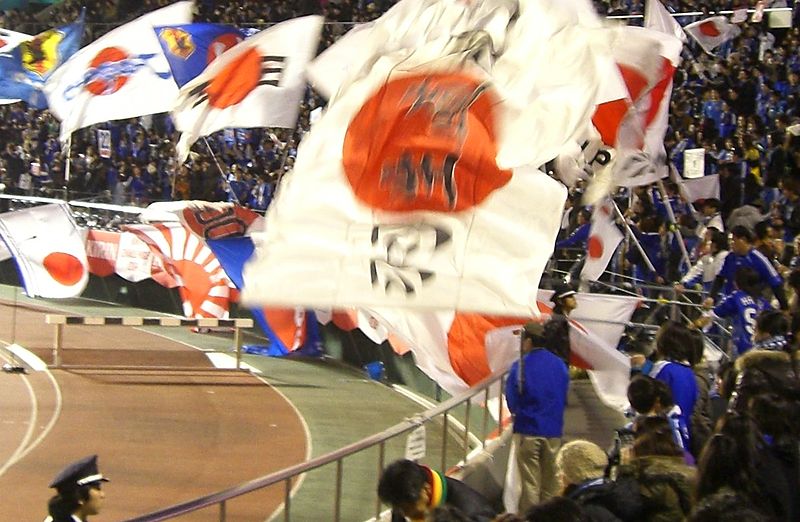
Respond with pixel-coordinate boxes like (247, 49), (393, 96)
(706, 225), (788, 310)
(628, 215), (666, 285)
(555, 208), (590, 250)
(506, 321), (569, 513)
(647, 321), (699, 455)
(697, 267), (772, 357)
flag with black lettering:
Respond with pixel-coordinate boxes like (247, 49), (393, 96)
(172, 16), (323, 161)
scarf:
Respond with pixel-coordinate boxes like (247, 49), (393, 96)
(422, 466), (447, 509)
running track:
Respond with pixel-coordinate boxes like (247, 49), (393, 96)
(0, 299), (308, 521)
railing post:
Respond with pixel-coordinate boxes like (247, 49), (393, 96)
(219, 499), (226, 522)
(376, 442), (386, 520)
(284, 478), (292, 521)
(463, 400), (471, 462)
(482, 387), (490, 448)
(441, 411), (449, 472)
(334, 458), (344, 522)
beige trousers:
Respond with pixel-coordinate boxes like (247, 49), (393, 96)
(514, 434), (561, 513)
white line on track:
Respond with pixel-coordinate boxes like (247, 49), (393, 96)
(0, 342), (62, 478)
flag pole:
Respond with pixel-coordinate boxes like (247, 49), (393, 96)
(202, 137), (238, 205)
(656, 179), (692, 270)
(63, 135), (72, 199)
(610, 199), (657, 274)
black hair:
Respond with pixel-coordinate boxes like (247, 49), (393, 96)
(655, 321), (695, 362)
(703, 198), (721, 211)
(755, 310), (788, 338)
(632, 415), (682, 458)
(47, 485), (93, 522)
(730, 225), (754, 243)
(708, 228), (728, 252)
(524, 496), (589, 522)
(753, 220), (772, 241)
(733, 267), (761, 296)
(377, 459), (427, 507)
(627, 375), (674, 414)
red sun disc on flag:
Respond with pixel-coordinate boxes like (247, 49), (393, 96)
(43, 252), (84, 286)
(698, 21), (722, 37)
(342, 72), (512, 212)
(587, 236), (604, 259)
(207, 33), (243, 63)
(205, 48), (261, 109)
(86, 47), (130, 95)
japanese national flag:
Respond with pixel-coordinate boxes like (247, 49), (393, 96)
(0, 204), (88, 298)
(242, 52), (567, 317)
(580, 201), (623, 282)
(685, 16), (741, 55)
(172, 16), (323, 161)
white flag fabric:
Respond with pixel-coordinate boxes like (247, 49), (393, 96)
(581, 201), (623, 281)
(306, 22), (374, 101)
(243, 34), (567, 316)
(680, 174), (720, 203)
(172, 16), (323, 161)
(364, 290), (638, 408)
(44, 2), (193, 142)
(685, 16), (741, 55)
(0, 204), (88, 298)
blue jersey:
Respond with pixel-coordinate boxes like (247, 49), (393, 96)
(718, 249), (783, 295)
(649, 360), (698, 450)
(713, 290), (771, 356)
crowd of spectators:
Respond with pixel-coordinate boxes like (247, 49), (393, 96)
(0, 0), (797, 520)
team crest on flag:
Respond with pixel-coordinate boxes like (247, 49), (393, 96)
(20, 29), (65, 78)
(159, 27), (195, 59)
(64, 47), (170, 99)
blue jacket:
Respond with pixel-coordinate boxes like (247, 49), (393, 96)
(506, 348), (569, 438)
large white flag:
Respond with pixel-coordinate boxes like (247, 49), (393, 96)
(44, 2), (193, 142)
(0, 204), (89, 298)
(172, 16), (323, 161)
(685, 16), (741, 55)
(364, 290), (638, 408)
(581, 201), (623, 281)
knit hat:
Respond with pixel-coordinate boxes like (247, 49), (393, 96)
(556, 440), (608, 486)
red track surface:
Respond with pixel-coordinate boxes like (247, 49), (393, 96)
(0, 301), (308, 521)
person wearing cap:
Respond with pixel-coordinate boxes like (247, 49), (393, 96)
(505, 321), (570, 513)
(544, 282), (578, 365)
(44, 455), (108, 522)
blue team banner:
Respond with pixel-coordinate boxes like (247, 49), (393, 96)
(0, 13), (83, 108)
(155, 23), (245, 87)
(206, 236), (321, 357)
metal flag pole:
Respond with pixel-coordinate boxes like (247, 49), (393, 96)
(202, 137), (238, 205)
(656, 179), (692, 270)
(610, 199), (657, 274)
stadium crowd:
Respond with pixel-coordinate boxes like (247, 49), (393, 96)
(0, 0), (799, 520)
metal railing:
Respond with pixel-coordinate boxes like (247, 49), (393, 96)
(121, 370), (509, 522)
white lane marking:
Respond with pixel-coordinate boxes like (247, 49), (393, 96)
(204, 353), (262, 374)
(0, 342), (62, 478)
(7, 343), (48, 371)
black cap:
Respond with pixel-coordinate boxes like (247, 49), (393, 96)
(49, 455), (109, 491)
(551, 283), (577, 302)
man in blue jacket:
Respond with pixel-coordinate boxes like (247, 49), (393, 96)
(505, 321), (570, 513)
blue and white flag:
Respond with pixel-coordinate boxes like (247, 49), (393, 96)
(155, 23), (245, 87)
(0, 15), (83, 108)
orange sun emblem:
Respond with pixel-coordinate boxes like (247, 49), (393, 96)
(342, 72), (512, 213)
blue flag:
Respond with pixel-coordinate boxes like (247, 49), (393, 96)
(206, 236), (321, 356)
(155, 23), (245, 87)
(0, 14), (83, 108)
